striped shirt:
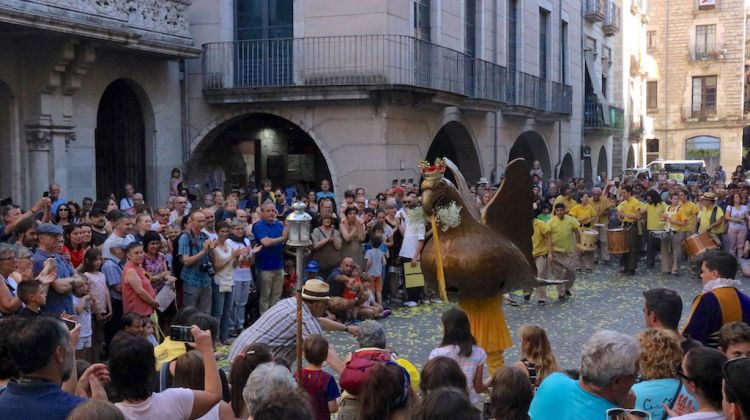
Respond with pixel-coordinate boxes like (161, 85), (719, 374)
(227, 297), (323, 363)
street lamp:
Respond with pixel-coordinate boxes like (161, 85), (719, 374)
(286, 201), (312, 380)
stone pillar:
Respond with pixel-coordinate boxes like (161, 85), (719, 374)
(26, 129), (52, 200)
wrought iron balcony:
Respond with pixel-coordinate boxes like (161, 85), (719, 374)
(603, 0), (621, 36)
(202, 35), (573, 118)
(584, 98), (624, 132)
(688, 45), (726, 62)
(585, 0), (606, 22)
(0, 0), (198, 57)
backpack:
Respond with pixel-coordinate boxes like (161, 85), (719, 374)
(339, 349), (391, 395)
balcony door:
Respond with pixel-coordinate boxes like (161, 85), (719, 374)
(235, 0), (293, 87)
(414, 0), (432, 88)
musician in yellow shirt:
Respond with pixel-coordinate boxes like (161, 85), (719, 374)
(697, 192), (725, 235)
(547, 203), (580, 300)
(661, 191), (683, 275)
(644, 190), (667, 269)
(569, 193), (597, 271)
(616, 186), (646, 275)
(552, 186), (577, 213)
(523, 218), (552, 305)
(591, 187), (613, 264)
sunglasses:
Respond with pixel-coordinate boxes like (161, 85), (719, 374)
(605, 408), (651, 419)
(676, 363), (695, 382)
(59, 208), (69, 212)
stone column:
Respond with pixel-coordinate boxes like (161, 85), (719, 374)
(26, 129), (52, 201)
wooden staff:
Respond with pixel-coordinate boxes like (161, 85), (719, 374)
(430, 215), (448, 302)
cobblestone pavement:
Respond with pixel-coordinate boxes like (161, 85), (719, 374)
(323, 259), (750, 371)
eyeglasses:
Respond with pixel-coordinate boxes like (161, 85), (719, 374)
(0, 256), (16, 262)
(722, 356), (748, 404)
(605, 408), (651, 419)
(676, 363), (695, 382)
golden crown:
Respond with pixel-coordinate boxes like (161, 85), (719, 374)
(418, 158), (446, 180)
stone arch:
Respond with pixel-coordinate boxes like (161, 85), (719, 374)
(95, 79), (154, 201)
(188, 112), (334, 194)
(189, 109), (337, 193)
(509, 131), (552, 179)
(0, 79), (18, 202)
(559, 152), (575, 181)
(426, 121), (482, 183)
(626, 145), (636, 169)
(597, 145), (608, 180)
(685, 135), (721, 171)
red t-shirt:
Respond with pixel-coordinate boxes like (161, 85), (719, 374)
(122, 262), (156, 317)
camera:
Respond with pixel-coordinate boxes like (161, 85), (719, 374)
(200, 260), (215, 276)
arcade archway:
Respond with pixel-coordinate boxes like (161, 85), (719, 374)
(0, 80), (14, 201)
(509, 131), (552, 180)
(559, 153), (575, 181)
(95, 80), (147, 200)
(626, 145), (635, 169)
(597, 146), (608, 180)
(426, 122), (482, 183)
(189, 113), (332, 193)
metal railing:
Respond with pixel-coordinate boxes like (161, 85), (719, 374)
(688, 45), (725, 61)
(585, 0), (606, 22)
(202, 35), (572, 116)
(603, 0), (621, 35)
(584, 98), (624, 130)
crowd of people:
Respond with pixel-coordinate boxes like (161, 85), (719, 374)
(0, 161), (749, 419)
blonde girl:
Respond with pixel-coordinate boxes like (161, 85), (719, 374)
(513, 324), (559, 391)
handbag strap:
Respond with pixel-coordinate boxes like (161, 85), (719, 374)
(662, 380), (683, 420)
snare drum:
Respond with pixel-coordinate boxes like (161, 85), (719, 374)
(682, 232), (719, 258)
(578, 230), (599, 251)
(607, 228), (629, 254)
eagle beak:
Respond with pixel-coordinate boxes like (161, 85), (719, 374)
(421, 179), (440, 215)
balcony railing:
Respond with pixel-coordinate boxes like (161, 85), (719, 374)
(585, 0), (606, 22)
(688, 46), (726, 61)
(202, 35), (573, 117)
(603, 1), (621, 36)
(584, 98), (624, 131)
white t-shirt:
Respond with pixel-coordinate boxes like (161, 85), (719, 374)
(669, 412), (725, 420)
(398, 216), (425, 259)
(115, 388), (194, 420)
(227, 238), (253, 282)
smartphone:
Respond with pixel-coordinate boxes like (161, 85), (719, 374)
(170, 325), (194, 342)
(62, 319), (77, 331)
(45, 257), (57, 270)
(43, 191), (49, 198)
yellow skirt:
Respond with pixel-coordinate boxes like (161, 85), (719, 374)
(458, 295), (512, 373)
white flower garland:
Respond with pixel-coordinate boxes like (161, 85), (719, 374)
(408, 201), (462, 232)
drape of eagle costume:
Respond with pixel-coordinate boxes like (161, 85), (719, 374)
(420, 158), (536, 374)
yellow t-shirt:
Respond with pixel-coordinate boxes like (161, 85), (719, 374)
(617, 197), (645, 223)
(568, 204), (596, 227)
(698, 205), (725, 234)
(531, 218), (551, 257)
(645, 202), (667, 231)
(675, 201), (699, 233)
(553, 195), (577, 212)
(591, 197), (612, 225)
(547, 215), (580, 253)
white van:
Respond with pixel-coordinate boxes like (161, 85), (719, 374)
(647, 160), (706, 183)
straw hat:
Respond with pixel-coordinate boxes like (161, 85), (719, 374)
(301, 279), (330, 301)
(701, 191), (717, 201)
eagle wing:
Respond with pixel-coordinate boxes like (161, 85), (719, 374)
(481, 158), (535, 273)
(444, 158), (480, 223)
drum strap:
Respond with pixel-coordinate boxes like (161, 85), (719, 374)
(709, 207), (718, 226)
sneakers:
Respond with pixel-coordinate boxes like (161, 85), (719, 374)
(378, 310), (392, 319)
(505, 296), (520, 306)
(537, 300), (546, 306)
(404, 301), (418, 307)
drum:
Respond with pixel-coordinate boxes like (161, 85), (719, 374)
(578, 230), (599, 251)
(650, 230), (670, 239)
(607, 228), (629, 254)
(682, 232), (719, 258)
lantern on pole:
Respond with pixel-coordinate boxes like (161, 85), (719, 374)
(286, 201), (312, 381)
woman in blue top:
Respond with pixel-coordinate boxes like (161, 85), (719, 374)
(631, 328), (687, 420)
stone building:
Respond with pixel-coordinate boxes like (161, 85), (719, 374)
(646, 0), (749, 171)
(0, 0), (198, 208)
(186, 0), (582, 197)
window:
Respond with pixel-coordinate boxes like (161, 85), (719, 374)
(692, 76), (717, 118)
(508, 0), (518, 73)
(539, 9), (549, 80)
(465, 0), (476, 57)
(602, 46), (612, 69)
(686, 136), (720, 170)
(236, 0), (293, 40)
(647, 81), (658, 109)
(585, 36), (597, 55)
(695, 24), (717, 58)
(602, 75), (607, 98)
(646, 138), (660, 163)
(414, 0), (431, 41)
(647, 31), (656, 49)
(561, 21), (568, 83)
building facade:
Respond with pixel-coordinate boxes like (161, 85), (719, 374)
(646, 0), (748, 171)
(0, 0), (199, 208)
(186, 0), (582, 197)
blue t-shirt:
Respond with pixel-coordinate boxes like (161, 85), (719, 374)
(252, 219), (285, 271)
(32, 249), (75, 315)
(529, 372), (615, 420)
(0, 380), (85, 420)
(633, 378), (697, 420)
